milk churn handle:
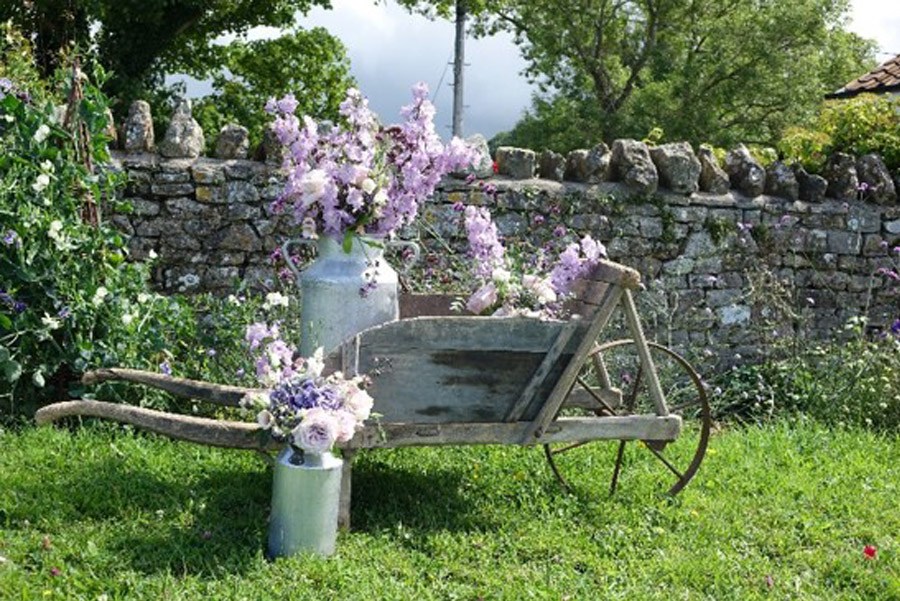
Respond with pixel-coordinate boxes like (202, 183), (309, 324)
(281, 238), (316, 282)
(386, 239), (420, 276)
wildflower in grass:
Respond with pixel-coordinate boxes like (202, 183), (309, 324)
(159, 361), (172, 376)
(863, 545), (877, 559)
(41, 313), (62, 330)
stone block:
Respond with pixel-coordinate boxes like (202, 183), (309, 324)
(496, 147), (537, 179)
(151, 182), (195, 197)
(208, 224), (261, 252)
(224, 180), (260, 203)
(826, 231), (862, 255)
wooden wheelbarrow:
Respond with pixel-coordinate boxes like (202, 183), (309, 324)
(36, 259), (711, 528)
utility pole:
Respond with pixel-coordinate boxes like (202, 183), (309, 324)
(451, 0), (466, 138)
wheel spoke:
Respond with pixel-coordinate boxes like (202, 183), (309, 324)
(551, 440), (593, 455)
(642, 442), (685, 480)
(609, 440), (627, 495)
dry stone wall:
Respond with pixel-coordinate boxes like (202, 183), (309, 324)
(110, 150), (899, 359)
(108, 100), (899, 359)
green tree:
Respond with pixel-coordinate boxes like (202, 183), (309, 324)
(192, 27), (355, 153)
(0, 0), (332, 108)
(405, 0), (875, 152)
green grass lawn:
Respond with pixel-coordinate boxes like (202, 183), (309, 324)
(0, 420), (897, 600)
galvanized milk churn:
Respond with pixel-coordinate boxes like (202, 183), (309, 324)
(267, 447), (343, 557)
(284, 235), (418, 357)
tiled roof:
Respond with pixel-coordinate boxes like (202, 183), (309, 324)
(826, 54), (900, 99)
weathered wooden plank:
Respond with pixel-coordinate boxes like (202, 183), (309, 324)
(563, 386), (623, 411)
(522, 285), (625, 443)
(621, 289), (668, 416)
(347, 316), (582, 353)
(82, 368), (258, 407)
(342, 415), (681, 449)
(35, 400), (279, 450)
(567, 279), (611, 307)
(357, 348), (563, 423)
(505, 318), (581, 422)
(583, 260), (642, 290)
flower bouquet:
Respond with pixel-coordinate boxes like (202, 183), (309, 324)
(462, 206), (607, 318)
(267, 83), (480, 248)
(241, 322), (373, 454)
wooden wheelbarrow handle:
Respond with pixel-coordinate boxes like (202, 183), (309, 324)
(35, 399), (279, 451)
(83, 367), (263, 408)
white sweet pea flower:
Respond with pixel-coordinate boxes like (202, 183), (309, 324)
(41, 313), (62, 330)
(263, 291), (289, 310)
(32, 173), (50, 193)
(522, 274), (557, 305)
(92, 286), (109, 307)
(33, 124), (50, 143)
(306, 347), (325, 378)
(492, 267), (512, 284)
(372, 189), (388, 208)
(300, 169), (328, 207)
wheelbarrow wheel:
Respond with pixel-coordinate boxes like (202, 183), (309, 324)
(543, 339), (712, 496)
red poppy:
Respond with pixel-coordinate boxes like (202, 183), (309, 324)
(863, 545), (877, 559)
(492, 161), (499, 174)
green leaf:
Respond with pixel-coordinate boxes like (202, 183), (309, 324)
(342, 231), (354, 254)
(1, 360), (22, 383)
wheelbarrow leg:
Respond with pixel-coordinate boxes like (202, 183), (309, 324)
(338, 449), (356, 531)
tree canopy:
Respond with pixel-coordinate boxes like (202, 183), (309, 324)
(0, 0), (332, 108)
(192, 27), (355, 152)
(401, 0), (877, 152)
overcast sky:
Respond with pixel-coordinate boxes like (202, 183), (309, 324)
(184, 0), (900, 140)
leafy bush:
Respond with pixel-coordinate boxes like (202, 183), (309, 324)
(712, 322), (900, 431)
(778, 94), (900, 172)
(0, 36), (298, 418)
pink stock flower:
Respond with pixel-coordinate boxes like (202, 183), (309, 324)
(466, 282), (499, 314)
